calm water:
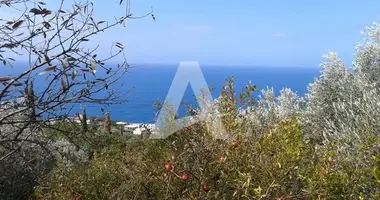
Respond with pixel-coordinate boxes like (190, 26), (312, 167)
(86, 64), (320, 123)
(1, 64), (321, 123)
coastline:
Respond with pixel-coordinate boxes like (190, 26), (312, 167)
(49, 115), (156, 135)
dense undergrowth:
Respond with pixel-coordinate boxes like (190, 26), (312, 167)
(33, 83), (380, 199)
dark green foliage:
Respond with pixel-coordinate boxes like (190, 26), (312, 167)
(82, 107), (88, 133)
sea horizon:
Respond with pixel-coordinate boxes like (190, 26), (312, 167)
(2, 63), (322, 123)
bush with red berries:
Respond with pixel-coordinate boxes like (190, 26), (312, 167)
(34, 77), (380, 199)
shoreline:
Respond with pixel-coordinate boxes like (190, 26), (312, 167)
(49, 115), (155, 135)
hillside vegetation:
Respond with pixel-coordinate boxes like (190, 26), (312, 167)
(30, 23), (380, 199)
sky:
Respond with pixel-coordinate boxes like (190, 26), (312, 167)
(3, 0), (380, 67)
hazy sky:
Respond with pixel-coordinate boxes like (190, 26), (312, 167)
(4, 0), (380, 67)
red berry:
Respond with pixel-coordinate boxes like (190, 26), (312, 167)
(181, 173), (189, 181)
(231, 141), (240, 148)
(300, 196), (308, 200)
(203, 185), (210, 192)
(164, 163), (173, 172)
(219, 156), (226, 162)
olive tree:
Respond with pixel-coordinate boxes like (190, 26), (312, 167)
(302, 23), (380, 174)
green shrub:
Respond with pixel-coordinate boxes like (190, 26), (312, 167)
(34, 74), (380, 199)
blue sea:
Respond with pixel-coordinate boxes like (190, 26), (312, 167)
(84, 64), (321, 123)
(1, 64), (322, 123)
